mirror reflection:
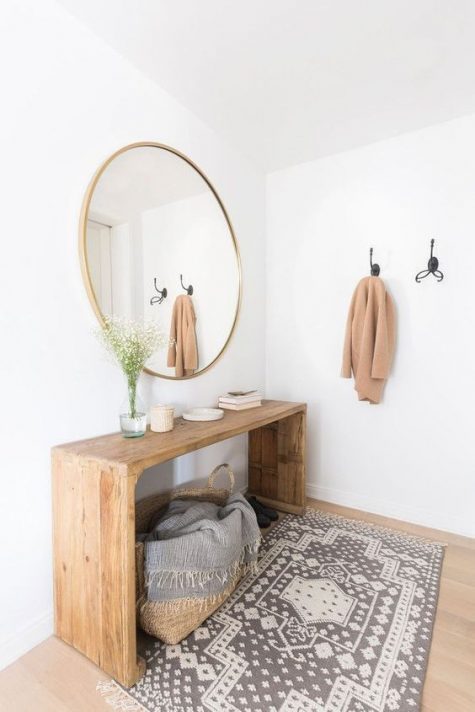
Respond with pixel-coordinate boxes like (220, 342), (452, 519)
(83, 144), (241, 378)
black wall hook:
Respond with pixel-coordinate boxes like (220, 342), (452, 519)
(150, 278), (167, 305)
(180, 274), (193, 295)
(415, 239), (444, 283)
(370, 248), (380, 276)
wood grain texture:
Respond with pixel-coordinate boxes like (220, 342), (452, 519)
(52, 400), (306, 687)
(53, 400), (307, 477)
(52, 453), (143, 687)
(248, 410), (306, 513)
(2, 499), (474, 712)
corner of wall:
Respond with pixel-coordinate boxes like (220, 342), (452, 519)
(0, 610), (53, 672)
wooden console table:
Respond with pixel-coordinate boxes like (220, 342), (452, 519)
(52, 399), (306, 686)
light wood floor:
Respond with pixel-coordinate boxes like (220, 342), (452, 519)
(0, 499), (473, 712)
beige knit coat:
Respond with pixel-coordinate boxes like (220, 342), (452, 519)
(167, 295), (198, 377)
(341, 276), (396, 404)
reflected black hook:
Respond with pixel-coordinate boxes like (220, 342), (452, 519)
(150, 277), (167, 305)
(415, 239), (444, 283)
(370, 248), (380, 276)
(180, 274), (193, 295)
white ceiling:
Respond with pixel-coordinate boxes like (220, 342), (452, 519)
(89, 146), (208, 224)
(59, 0), (475, 171)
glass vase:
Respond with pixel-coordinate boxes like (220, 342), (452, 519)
(119, 378), (147, 438)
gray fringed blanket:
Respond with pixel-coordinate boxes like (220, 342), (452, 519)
(144, 493), (261, 602)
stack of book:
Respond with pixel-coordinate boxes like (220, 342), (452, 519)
(218, 391), (263, 411)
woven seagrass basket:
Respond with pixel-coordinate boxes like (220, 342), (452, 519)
(150, 404), (175, 433)
(135, 464), (242, 644)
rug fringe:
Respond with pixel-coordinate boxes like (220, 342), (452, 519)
(96, 681), (147, 711)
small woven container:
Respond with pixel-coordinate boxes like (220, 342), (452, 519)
(135, 464), (240, 644)
(150, 404), (175, 433)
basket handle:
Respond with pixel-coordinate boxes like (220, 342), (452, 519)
(208, 463), (235, 493)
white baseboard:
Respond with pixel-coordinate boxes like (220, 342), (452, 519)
(306, 483), (475, 539)
(0, 609), (53, 672)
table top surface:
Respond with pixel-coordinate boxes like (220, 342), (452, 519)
(53, 400), (306, 474)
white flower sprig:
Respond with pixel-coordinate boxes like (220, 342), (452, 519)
(97, 316), (168, 416)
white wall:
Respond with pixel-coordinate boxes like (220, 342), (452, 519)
(266, 113), (475, 539)
(0, 0), (265, 670)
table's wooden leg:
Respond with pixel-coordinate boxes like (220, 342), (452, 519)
(248, 410), (306, 514)
(52, 452), (144, 687)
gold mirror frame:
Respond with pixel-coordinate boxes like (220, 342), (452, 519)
(79, 142), (242, 380)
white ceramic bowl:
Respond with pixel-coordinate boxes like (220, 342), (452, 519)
(182, 408), (224, 422)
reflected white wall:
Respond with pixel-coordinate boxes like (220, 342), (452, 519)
(142, 192), (238, 375)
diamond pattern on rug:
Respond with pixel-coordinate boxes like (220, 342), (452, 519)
(104, 508), (444, 712)
(281, 576), (356, 625)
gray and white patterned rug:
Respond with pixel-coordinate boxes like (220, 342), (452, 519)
(98, 508), (444, 712)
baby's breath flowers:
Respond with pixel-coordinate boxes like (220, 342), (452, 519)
(97, 317), (167, 418)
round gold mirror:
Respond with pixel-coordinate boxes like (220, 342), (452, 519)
(80, 143), (241, 379)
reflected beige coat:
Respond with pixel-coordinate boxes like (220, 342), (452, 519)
(341, 276), (395, 404)
(167, 295), (198, 377)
